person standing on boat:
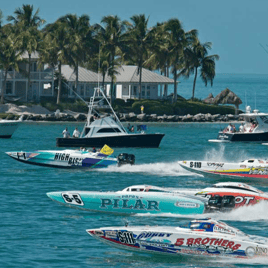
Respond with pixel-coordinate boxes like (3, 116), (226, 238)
(239, 123), (245, 133)
(72, 127), (80, 138)
(62, 127), (70, 138)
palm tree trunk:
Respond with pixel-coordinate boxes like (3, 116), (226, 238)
(1, 69), (8, 104)
(173, 66), (177, 104)
(27, 53), (31, 102)
(139, 66), (142, 100)
(102, 72), (105, 92)
(110, 79), (113, 106)
(57, 61), (62, 104)
(192, 66), (198, 100)
(75, 62), (79, 92)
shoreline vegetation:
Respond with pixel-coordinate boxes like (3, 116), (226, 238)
(0, 99), (242, 123)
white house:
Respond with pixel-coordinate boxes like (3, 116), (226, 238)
(61, 65), (175, 100)
(1, 54), (175, 101)
(0, 52), (54, 102)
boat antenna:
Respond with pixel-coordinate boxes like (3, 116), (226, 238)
(255, 91), (256, 110)
(98, 44), (100, 89)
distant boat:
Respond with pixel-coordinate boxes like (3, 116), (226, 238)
(0, 117), (22, 138)
(209, 106), (268, 143)
(56, 88), (164, 148)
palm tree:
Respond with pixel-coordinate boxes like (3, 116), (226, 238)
(41, 21), (70, 104)
(0, 25), (22, 104)
(125, 14), (151, 100)
(97, 15), (128, 105)
(181, 39), (220, 100)
(146, 22), (171, 98)
(7, 4), (45, 102)
(164, 19), (197, 103)
(59, 14), (92, 95)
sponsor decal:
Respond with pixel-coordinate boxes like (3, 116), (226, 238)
(174, 237), (241, 251)
(175, 202), (200, 208)
(54, 153), (83, 166)
(140, 241), (169, 248)
(118, 231), (136, 245)
(240, 165), (246, 168)
(100, 198), (160, 211)
(246, 246), (268, 256)
(105, 230), (117, 239)
(235, 196), (255, 205)
(213, 225), (236, 235)
(136, 232), (172, 240)
(207, 162), (224, 168)
(90, 230), (104, 236)
(62, 193), (84, 206)
(190, 162), (202, 168)
(249, 167), (268, 175)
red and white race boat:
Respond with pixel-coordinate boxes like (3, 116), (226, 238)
(193, 182), (268, 211)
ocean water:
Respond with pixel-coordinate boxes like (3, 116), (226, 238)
(170, 73), (268, 113)
(2, 120), (268, 268)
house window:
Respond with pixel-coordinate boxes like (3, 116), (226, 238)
(133, 86), (137, 95)
(31, 62), (37, 72)
(5, 81), (13, 95)
(122, 86), (128, 96)
(79, 84), (85, 96)
(42, 83), (52, 95)
(142, 86), (145, 97)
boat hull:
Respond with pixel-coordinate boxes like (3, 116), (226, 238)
(216, 131), (268, 142)
(0, 121), (20, 138)
(6, 150), (117, 169)
(56, 133), (165, 148)
(47, 191), (206, 215)
(87, 226), (267, 258)
(179, 161), (268, 179)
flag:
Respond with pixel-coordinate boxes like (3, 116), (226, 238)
(100, 144), (114, 155)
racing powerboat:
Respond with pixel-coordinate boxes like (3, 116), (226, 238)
(179, 159), (268, 179)
(56, 88), (164, 148)
(46, 182), (268, 215)
(87, 218), (268, 258)
(6, 145), (135, 169)
(209, 106), (268, 143)
(47, 185), (208, 215)
(195, 182), (268, 210)
(0, 116), (22, 138)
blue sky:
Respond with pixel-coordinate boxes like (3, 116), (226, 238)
(1, 0), (268, 74)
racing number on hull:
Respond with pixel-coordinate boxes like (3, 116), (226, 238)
(190, 162), (202, 168)
(62, 193), (84, 206)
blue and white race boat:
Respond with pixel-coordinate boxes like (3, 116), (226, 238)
(87, 218), (268, 258)
(5, 145), (128, 169)
(47, 185), (214, 215)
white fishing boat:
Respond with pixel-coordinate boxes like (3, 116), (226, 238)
(209, 106), (268, 142)
(179, 159), (268, 179)
(56, 88), (164, 148)
(0, 117), (22, 138)
(87, 218), (268, 258)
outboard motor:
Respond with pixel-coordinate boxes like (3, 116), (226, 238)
(117, 153), (135, 167)
(206, 195), (235, 213)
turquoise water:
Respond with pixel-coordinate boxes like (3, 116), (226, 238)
(171, 73), (268, 113)
(2, 121), (268, 267)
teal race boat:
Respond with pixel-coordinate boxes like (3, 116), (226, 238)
(47, 185), (210, 215)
